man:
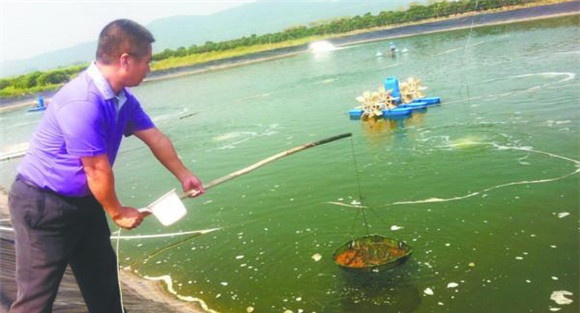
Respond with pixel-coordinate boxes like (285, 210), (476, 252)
(8, 19), (204, 313)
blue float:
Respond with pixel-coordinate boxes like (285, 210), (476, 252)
(382, 107), (412, 117)
(399, 101), (427, 110)
(412, 96), (440, 105)
(27, 106), (47, 112)
(348, 109), (364, 119)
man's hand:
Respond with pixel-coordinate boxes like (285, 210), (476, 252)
(111, 206), (144, 230)
(180, 173), (205, 198)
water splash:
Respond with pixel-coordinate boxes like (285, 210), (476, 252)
(308, 40), (337, 53)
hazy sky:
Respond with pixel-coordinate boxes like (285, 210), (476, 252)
(0, 0), (253, 62)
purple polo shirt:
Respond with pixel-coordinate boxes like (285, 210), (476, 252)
(18, 64), (154, 197)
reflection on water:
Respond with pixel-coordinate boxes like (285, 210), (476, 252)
(359, 111), (428, 146)
(338, 283), (420, 313)
(1, 16), (578, 313)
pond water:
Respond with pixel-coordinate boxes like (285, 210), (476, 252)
(1, 16), (578, 313)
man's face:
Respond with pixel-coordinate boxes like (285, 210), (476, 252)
(123, 45), (152, 87)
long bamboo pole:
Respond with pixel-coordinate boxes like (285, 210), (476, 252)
(180, 132), (352, 199)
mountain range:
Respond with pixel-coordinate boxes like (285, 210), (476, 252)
(1, 0), (421, 78)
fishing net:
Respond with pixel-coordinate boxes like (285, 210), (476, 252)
(336, 137), (412, 272)
(333, 235), (412, 272)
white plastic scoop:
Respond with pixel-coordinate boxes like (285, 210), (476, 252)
(139, 189), (187, 226)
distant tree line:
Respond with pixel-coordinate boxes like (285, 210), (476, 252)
(0, 0), (545, 98)
(0, 65), (86, 98)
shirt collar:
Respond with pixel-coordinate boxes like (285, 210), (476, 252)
(87, 62), (127, 108)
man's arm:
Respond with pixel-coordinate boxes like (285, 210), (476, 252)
(134, 127), (205, 197)
(81, 154), (143, 229)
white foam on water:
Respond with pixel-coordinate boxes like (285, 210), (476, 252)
(212, 124), (280, 150)
(142, 274), (217, 312)
(448, 136), (486, 149)
(438, 47), (463, 55)
(151, 112), (180, 123)
(546, 120), (572, 127)
(390, 225), (404, 231)
(513, 72), (576, 83)
(478, 72), (576, 101)
(447, 282), (459, 288)
(314, 78), (337, 85)
(550, 290), (574, 305)
(554, 50), (580, 56)
(350, 199), (362, 206)
(213, 131), (257, 142)
(389, 144), (580, 206)
(483, 72), (575, 85)
(324, 201), (367, 209)
(238, 92), (272, 102)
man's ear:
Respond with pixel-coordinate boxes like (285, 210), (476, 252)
(119, 53), (131, 67)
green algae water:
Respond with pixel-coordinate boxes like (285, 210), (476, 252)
(1, 16), (578, 313)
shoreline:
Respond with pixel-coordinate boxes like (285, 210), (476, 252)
(1, 1), (577, 114)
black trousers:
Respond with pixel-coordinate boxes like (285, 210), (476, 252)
(8, 176), (123, 313)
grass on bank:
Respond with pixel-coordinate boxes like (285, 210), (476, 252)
(150, 36), (326, 71)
